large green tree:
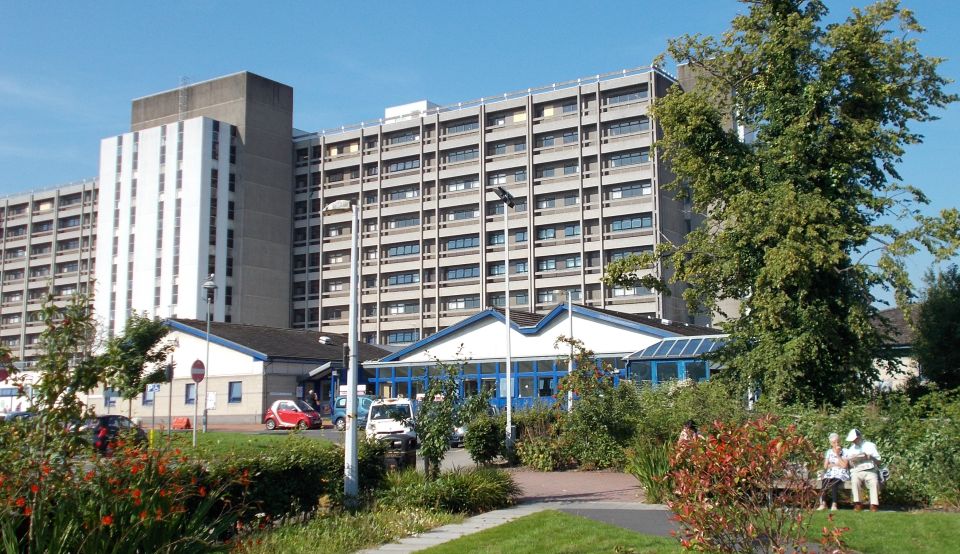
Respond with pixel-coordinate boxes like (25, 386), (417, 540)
(913, 265), (960, 390)
(604, 0), (959, 405)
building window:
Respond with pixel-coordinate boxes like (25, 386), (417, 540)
(445, 296), (481, 310)
(445, 177), (478, 192)
(605, 87), (648, 105)
(386, 215), (420, 229)
(386, 187), (419, 201)
(387, 302), (419, 315)
(610, 181), (652, 199)
(513, 261), (528, 274)
(607, 150), (650, 167)
(488, 231), (505, 245)
(537, 291), (556, 303)
(185, 383), (196, 405)
(489, 263), (505, 276)
(386, 243), (420, 257)
(444, 119), (479, 135)
(488, 173), (507, 186)
(446, 236), (479, 250)
(386, 330), (419, 345)
(386, 158), (420, 173)
(563, 130), (578, 143)
(444, 148), (479, 163)
(386, 272), (419, 286)
(536, 227), (556, 240)
(564, 223), (581, 237)
(445, 266), (480, 280)
(564, 255), (582, 268)
(228, 381), (242, 403)
(537, 258), (557, 271)
(563, 163), (578, 175)
(610, 214), (653, 232)
(515, 230), (528, 243)
(607, 118), (650, 136)
(446, 207), (479, 221)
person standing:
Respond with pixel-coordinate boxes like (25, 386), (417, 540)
(818, 432), (850, 511)
(845, 428), (882, 511)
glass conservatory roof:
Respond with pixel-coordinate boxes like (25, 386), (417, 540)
(624, 335), (727, 361)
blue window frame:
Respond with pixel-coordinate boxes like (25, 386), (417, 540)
(446, 235), (480, 250)
(386, 272), (419, 286)
(445, 266), (480, 280)
(386, 243), (420, 257)
(610, 214), (653, 232)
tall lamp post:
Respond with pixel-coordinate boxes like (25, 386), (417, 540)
(492, 186), (515, 453)
(201, 275), (217, 433)
(323, 199), (360, 502)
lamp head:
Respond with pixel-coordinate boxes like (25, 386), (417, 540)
(493, 186), (515, 208)
(323, 199), (353, 214)
(202, 274), (217, 300)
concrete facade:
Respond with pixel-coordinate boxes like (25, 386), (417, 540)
(290, 66), (704, 347)
(97, 72), (294, 335)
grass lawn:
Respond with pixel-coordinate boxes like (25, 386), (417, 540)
(809, 510), (960, 554)
(422, 511), (678, 554)
(151, 430), (329, 459)
(235, 508), (462, 554)
(421, 509), (960, 554)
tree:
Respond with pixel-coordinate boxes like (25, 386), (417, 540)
(913, 265), (960, 390)
(414, 362), (461, 479)
(99, 313), (174, 415)
(605, 0), (959, 405)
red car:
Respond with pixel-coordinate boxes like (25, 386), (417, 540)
(263, 399), (323, 430)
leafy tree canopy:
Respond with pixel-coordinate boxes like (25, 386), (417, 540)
(604, 0), (959, 405)
(99, 313), (174, 401)
(913, 265), (960, 390)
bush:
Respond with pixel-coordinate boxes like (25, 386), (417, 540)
(211, 436), (387, 519)
(624, 440), (673, 504)
(634, 379), (748, 444)
(377, 468), (520, 514)
(669, 416), (841, 553)
(0, 432), (237, 553)
(516, 436), (567, 471)
(464, 414), (504, 465)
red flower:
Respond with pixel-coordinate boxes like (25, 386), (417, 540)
(30, 484), (39, 494)
(132, 489), (141, 499)
(198, 486), (207, 497)
(101, 515), (113, 526)
(84, 470), (95, 481)
(23, 507), (32, 516)
(15, 497), (25, 507)
(41, 465), (51, 475)
(139, 510), (147, 521)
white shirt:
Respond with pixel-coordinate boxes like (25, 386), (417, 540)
(845, 440), (881, 471)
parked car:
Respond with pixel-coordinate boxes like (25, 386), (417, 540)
(451, 403), (497, 448)
(263, 399), (323, 430)
(365, 398), (416, 440)
(1, 411), (35, 423)
(330, 395), (373, 431)
(78, 415), (147, 446)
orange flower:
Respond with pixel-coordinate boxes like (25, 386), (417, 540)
(132, 489), (142, 499)
(198, 486), (207, 498)
(139, 510), (147, 521)
(84, 470), (95, 481)
(101, 515), (113, 526)
(41, 464), (51, 475)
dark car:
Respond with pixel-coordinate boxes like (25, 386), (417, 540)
(2, 411), (35, 423)
(80, 415), (147, 449)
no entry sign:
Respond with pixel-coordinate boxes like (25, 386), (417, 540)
(191, 360), (205, 383)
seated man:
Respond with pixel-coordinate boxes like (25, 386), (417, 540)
(844, 428), (882, 511)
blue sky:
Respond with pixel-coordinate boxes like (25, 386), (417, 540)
(0, 0), (956, 297)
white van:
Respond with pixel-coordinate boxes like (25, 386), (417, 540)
(365, 398), (416, 439)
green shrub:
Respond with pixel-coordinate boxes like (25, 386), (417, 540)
(634, 379), (747, 444)
(377, 468), (520, 514)
(464, 414), (504, 465)
(624, 440), (673, 504)
(211, 436), (387, 519)
(516, 436), (570, 471)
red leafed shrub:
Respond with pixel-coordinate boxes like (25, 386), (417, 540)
(669, 415), (847, 553)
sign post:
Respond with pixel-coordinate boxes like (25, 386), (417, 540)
(190, 360), (205, 447)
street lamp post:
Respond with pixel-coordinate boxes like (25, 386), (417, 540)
(201, 275), (217, 433)
(323, 199), (360, 502)
(566, 289), (574, 412)
(492, 186), (515, 453)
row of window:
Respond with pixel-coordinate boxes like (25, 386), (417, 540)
(139, 381), (242, 407)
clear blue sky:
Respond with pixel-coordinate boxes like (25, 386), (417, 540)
(0, 0), (956, 298)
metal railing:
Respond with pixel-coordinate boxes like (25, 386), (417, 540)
(294, 65), (674, 140)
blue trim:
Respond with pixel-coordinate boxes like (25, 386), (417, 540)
(380, 305), (683, 362)
(164, 320), (269, 361)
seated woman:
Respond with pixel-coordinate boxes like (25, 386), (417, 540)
(819, 432), (850, 511)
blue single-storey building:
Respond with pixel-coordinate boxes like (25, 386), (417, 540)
(365, 304), (725, 410)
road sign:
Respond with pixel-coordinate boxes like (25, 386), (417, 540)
(190, 360), (205, 383)
(147, 383), (162, 393)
